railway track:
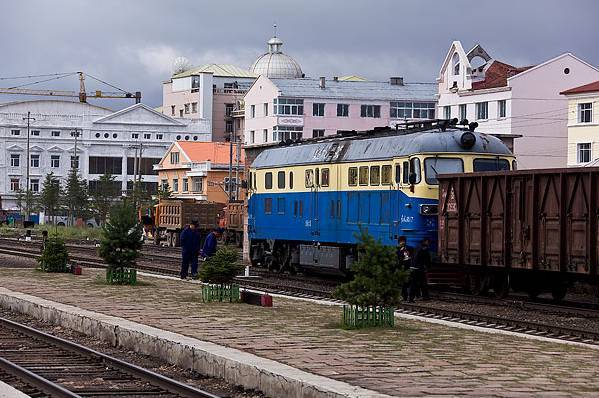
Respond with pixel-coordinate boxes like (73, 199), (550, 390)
(0, 317), (221, 398)
(1, 240), (598, 346)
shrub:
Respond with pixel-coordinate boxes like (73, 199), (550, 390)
(199, 247), (243, 286)
(39, 235), (69, 272)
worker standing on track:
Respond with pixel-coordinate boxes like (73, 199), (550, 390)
(180, 219), (201, 280)
(408, 238), (431, 302)
(396, 236), (413, 301)
(200, 227), (224, 260)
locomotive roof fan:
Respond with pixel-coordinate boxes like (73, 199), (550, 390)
(460, 131), (476, 149)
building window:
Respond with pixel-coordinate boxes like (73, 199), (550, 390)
(263, 129), (268, 143)
(348, 167), (358, 186)
(498, 100), (507, 118)
(191, 76), (200, 89)
(179, 109), (183, 117)
(172, 178), (179, 192)
(443, 106), (451, 119)
(192, 177), (202, 192)
(71, 156), (79, 169)
(476, 102), (488, 120)
(156, 134), (163, 140)
(131, 133), (139, 139)
(31, 130), (40, 136)
(360, 105), (380, 118)
(337, 104), (349, 117)
(359, 166), (369, 185)
(225, 120), (233, 134)
(88, 156), (122, 174)
(390, 102), (435, 119)
(51, 155), (60, 168)
(127, 158), (160, 175)
(452, 53), (460, 75)
(578, 103), (592, 123)
(191, 102), (197, 113)
(182, 178), (188, 192)
(277, 171), (285, 189)
(313, 103), (325, 117)
(577, 143), (592, 163)
(184, 103), (190, 114)
(459, 104), (467, 121)
(10, 154), (20, 167)
(160, 179), (168, 190)
(273, 126), (303, 142)
(274, 98), (304, 115)
(144, 133), (151, 140)
(312, 129), (325, 138)
(250, 105), (255, 118)
(265, 172), (273, 189)
(170, 152), (179, 164)
(30, 179), (39, 193)
(263, 103), (268, 116)
(30, 154), (40, 168)
(171, 105), (175, 116)
(225, 103), (234, 117)
(11, 129), (20, 136)
(51, 131), (60, 137)
(249, 130), (255, 144)
(10, 178), (19, 192)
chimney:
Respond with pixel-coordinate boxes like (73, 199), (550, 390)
(319, 76), (326, 89)
(333, 76), (338, 82)
(390, 76), (404, 86)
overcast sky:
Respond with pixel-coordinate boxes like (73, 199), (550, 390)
(1, 0), (598, 109)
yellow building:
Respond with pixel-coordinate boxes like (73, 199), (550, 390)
(561, 81), (599, 166)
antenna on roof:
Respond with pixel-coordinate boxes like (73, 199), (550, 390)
(273, 23), (277, 37)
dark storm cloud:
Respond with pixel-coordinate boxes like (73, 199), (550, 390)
(1, 0), (597, 108)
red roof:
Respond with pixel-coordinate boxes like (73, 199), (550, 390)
(177, 141), (244, 165)
(471, 61), (533, 90)
(560, 80), (599, 95)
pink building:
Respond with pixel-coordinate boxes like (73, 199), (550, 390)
(243, 75), (437, 147)
(437, 41), (599, 168)
(162, 64), (256, 142)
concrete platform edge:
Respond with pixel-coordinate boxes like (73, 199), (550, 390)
(0, 287), (392, 398)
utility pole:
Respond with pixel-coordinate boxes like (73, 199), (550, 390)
(70, 128), (81, 226)
(228, 130), (233, 201)
(23, 112), (36, 222)
(235, 137), (241, 200)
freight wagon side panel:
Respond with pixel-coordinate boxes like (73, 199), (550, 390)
(510, 175), (534, 270)
(439, 179), (460, 264)
(485, 175), (507, 267)
(564, 172), (591, 275)
(536, 173), (562, 272)
(462, 177), (483, 266)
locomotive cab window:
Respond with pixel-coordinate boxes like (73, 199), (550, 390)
(402, 161), (410, 184)
(321, 168), (330, 187)
(265, 172), (273, 189)
(289, 171), (294, 189)
(277, 171), (285, 189)
(473, 158), (510, 172)
(381, 165), (392, 185)
(315, 168), (320, 186)
(370, 166), (380, 185)
(348, 167), (358, 186)
(424, 157), (463, 185)
(359, 166), (369, 186)
(395, 164), (401, 184)
(305, 169), (314, 187)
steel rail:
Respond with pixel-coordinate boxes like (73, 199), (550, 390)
(0, 317), (222, 398)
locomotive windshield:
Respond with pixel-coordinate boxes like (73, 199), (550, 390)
(424, 157), (464, 184)
(473, 158), (510, 172)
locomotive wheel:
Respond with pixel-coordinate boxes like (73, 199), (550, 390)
(551, 284), (567, 301)
(492, 272), (510, 298)
(467, 273), (489, 296)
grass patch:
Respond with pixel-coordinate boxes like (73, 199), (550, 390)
(0, 225), (103, 241)
(92, 274), (154, 287)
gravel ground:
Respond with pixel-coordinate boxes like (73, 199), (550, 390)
(0, 252), (38, 268)
(0, 308), (264, 398)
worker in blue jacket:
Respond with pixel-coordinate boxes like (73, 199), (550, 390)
(180, 219), (201, 279)
(200, 227), (224, 259)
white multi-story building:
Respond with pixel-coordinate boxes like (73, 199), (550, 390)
(437, 41), (599, 169)
(0, 100), (210, 210)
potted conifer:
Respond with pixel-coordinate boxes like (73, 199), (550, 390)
(99, 201), (143, 285)
(39, 235), (69, 273)
(334, 230), (408, 328)
(199, 247), (243, 302)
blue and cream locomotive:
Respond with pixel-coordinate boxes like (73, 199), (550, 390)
(247, 122), (514, 273)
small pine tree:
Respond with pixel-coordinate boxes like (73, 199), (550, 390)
(199, 247), (243, 286)
(91, 173), (121, 226)
(39, 173), (61, 225)
(65, 167), (89, 226)
(99, 200), (143, 281)
(334, 229), (408, 307)
(39, 235), (69, 272)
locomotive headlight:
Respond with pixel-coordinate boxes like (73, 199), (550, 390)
(420, 204), (438, 215)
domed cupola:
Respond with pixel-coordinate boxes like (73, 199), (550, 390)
(250, 29), (303, 79)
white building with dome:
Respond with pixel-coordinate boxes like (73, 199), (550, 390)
(250, 36), (304, 79)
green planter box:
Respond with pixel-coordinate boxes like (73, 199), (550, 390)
(106, 268), (137, 285)
(342, 305), (395, 328)
(201, 284), (240, 303)
(39, 261), (69, 273)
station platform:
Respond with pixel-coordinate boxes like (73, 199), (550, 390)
(0, 267), (598, 397)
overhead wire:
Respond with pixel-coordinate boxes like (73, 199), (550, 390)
(7, 73), (78, 89)
(0, 72), (77, 81)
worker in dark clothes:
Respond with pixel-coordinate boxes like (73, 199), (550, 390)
(408, 238), (431, 302)
(396, 236), (413, 301)
(180, 219), (201, 279)
(200, 227), (224, 259)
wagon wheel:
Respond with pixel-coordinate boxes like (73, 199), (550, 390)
(492, 272), (510, 299)
(466, 273), (489, 296)
(551, 284), (567, 301)
(527, 286), (540, 299)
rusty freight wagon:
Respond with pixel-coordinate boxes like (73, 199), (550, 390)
(223, 200), (244, 247)
(438, 167), (599, 300)
(154, 199), (225, 247)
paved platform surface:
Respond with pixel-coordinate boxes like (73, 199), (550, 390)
(0, 380), (30, 397)
(0, 268), (598, 397)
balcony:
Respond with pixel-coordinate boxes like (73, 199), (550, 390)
(276, 115), (304, 127)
